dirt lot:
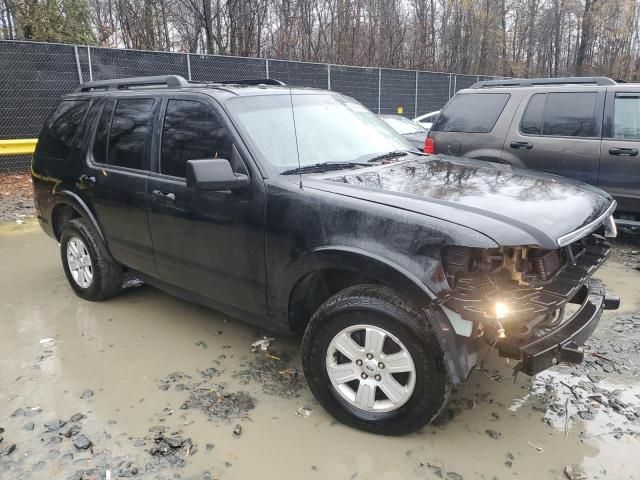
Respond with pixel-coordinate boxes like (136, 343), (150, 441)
(1, 220), (639, 480)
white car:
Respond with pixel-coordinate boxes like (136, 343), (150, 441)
(413, 110), (440, 131)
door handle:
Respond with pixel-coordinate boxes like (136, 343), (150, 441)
(510, 141), (533, 150)
(609, 147), (638, 156)
(78, 174), (96, 185)
(152, 189), (176, 201)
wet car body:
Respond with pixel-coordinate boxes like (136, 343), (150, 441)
(32, 78), (619, 427)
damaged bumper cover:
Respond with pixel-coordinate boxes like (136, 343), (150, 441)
(517, 278), (618, 375)
(443, 236), (619, 376)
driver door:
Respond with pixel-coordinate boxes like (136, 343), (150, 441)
(146, 96), (267, 316)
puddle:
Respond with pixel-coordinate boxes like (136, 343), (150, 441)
(1, 230), (639, 479)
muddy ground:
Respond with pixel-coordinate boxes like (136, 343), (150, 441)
(0, 221), (639, 480)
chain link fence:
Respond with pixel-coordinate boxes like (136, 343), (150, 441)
(0, 40), (498, 172)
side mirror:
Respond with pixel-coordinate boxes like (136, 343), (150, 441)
(186, 159), (249, 191)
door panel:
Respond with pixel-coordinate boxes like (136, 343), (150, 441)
(599, 91), (640, 213)
(503, 91), (603, 185)
(147, 97), (267, 315)
(83, 97), (157, 276)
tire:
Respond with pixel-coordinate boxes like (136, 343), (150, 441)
(302, 285), (450, 435)
(60, 218), (123, 301)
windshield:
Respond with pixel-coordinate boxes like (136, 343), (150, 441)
(226, 94), (412, 171)
(381, 116), (426, 135)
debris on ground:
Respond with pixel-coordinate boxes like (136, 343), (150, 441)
(295, 406), (313, 417)
(251, 336), (275, 352)
(148, 430), (194, 468)
(72, 434), (92, 450)
(79, 389), (94, 400)
(0, 173), (35, 223)
(564, 464), (588, 480)
(233, 424), (242, 436)
(234, 356), (305, 397)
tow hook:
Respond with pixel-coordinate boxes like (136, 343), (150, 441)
(603, 295), (620, 310)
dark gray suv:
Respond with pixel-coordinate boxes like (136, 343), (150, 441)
(427, 77), (640, 227)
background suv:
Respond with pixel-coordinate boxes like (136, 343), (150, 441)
(427, 77), (640, 227)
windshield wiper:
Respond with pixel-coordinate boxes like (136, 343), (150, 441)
(281, 162), (369, 175)
(366, 150), (411, 163)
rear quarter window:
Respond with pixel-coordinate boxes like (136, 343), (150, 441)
(431, 93), (510, 133)
(36, 100), (90, 160)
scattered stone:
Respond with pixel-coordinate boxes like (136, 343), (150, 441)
(72, 434), (92, 450)
(564, 464), (588, 480)
(69, 413), (84, 423)
(295, 406), (313, 417)
(485, 429), (501, 439)
(80, 389), (94, 399)
(233, 424), (242, 436)
(148, 431), (193, 467)
(10, 408), (25, 417)
(0, 444), (16, 456)
(205, 443), (215, 451)
(251, 336), (274, 352)
(44, 419), (67, 432)
(62, 425), (81, 437)
(234, 356), (305, 397)
(23, 422), (34, 431)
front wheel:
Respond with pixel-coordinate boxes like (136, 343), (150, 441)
(301, 285), (450, 435)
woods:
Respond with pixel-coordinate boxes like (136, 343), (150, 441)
(2, 0), (640, 79)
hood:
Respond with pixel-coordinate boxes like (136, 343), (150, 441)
(306, 155), (614, 249)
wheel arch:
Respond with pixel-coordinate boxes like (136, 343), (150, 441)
(50, 191), (105, 242)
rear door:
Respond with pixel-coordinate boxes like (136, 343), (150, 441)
(83, 96), (158, 276)
(146, 94), (267, 316)
(599, 90), (640, 213)
(502, 90), (604, 185)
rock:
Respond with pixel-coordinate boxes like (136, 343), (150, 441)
(205, 443), (215, 451)
(485, 429), (501, 439)
(72, 434), (92, 450)
(62, 425), (80, 437)
(69, 413), (84, 422)
(233, 424), (242, 436)
(23, 422), (34, 431)
(564, 465), (587, 480)
(11, 408), (25, 417)
(80, 389), (94, 399)
(163, 436), (185, 448)
(158, 383), (170, 391)
(0, 444), (16, 456)
(44, 419), (67, 432)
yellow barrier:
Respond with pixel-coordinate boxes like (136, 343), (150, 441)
(0, 139), (38, 156)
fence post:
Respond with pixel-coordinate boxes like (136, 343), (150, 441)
(377, 68), (382, 114)
(448, 73), (452, 98)
(186, 53), (192, 81)
(73, 46), (83, 83)
(87, 46), (93, 82)
(414, 71), (418, 118)
(327, 64), (331, 90)
(265, 58), (269, 78)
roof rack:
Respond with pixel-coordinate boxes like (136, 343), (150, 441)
(215, 79), (286, 86)
(75, 75), (190, 92)
(469, 76), (616, 89)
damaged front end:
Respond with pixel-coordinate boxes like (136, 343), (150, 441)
(440, 232), (620, 377)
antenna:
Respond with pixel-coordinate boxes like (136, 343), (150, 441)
(288, 86), (303, 189)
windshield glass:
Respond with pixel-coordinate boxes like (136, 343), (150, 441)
(381, 116), (426, 135)
(226, 94), (412, 170)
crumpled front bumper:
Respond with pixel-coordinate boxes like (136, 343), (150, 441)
(516, 278), (619, 375)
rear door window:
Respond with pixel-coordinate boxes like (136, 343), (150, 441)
(520, 93), (546, 135)
(160, 99), (233, 178)
(613, 95), (640, 140)
(543, 92), (598, 137)
(92, 98), (155, 170)
(37, 100), (90, 160)
(431, 93), (510, 133)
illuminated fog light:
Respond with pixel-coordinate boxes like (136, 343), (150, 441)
(495, 302), (509, 319)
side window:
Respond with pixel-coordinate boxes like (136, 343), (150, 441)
(92, 100), (114, 165)
(37, 100), (90, 160)
(431, 93), (510, 133)
(613, 95), (640, 140)
(543, 92), (597, 137)
(520, 93), (546, 135)
(108, 98), (155, 170)
(160, 99), (233, 178)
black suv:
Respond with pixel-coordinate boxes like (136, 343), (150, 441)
(427, 77), (640, 227)
(33, 75), (619, 435)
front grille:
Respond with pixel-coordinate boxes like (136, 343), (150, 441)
(531, 249), (561, 281)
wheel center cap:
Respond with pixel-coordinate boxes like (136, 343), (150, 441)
(363, 360), (378, 374)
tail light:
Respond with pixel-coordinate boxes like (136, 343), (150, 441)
(424, 137), (435, 154)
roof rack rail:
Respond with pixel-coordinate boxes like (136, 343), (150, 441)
(215, 78), (286, 86)
(74, 75), (190, 92)
(469, 76), (616, 89)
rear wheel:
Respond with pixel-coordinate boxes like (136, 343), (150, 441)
(302, 285), (450, 435)
(60, 218), (123, 301)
